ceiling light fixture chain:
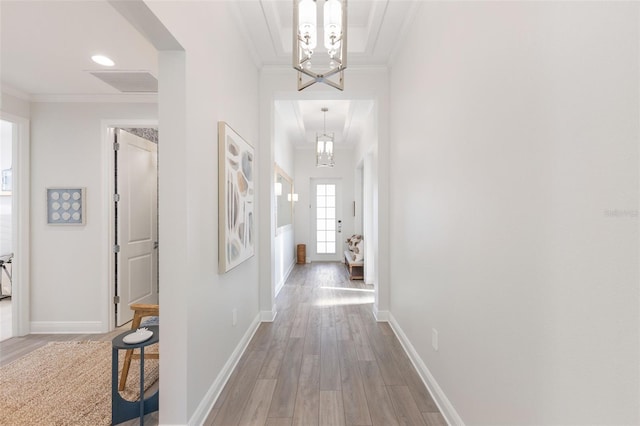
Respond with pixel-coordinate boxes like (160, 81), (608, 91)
(293, 0), (347, 91)
(323, 106), (327, 132)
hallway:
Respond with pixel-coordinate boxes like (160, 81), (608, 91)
(206, 262), (445, 426)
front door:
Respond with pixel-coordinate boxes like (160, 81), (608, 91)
(115, 129), (158, 326)
(311, 179), (342, 262)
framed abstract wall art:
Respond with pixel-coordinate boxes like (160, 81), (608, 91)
(218, 122), (255, 273)
(47, 187), (86, 225)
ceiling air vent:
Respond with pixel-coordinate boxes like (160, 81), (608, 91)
(89, 71), (157, 93)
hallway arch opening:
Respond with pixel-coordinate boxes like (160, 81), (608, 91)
(264, 90), (382, 322)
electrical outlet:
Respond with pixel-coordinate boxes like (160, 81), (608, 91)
(232, 308), (237, 326)
(432, 328), (438, 351)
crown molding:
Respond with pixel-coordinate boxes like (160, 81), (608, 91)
(1, 84), (31, 101)
(260, 0), (287, 58)
(1, 82), (158, 103)
(30, 93), (158, 103)
(229, 1), (263, 69)
(387, 0), (421, 67)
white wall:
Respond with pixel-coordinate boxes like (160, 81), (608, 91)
(29, 102), (156, 331)
(274, 106), (295, 174)
(144, 2), (260, 423)
(389, 3), (639, 425)
(274, 215), (294, 295)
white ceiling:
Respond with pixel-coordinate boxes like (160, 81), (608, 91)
(0, 0), (415, 147)
(276, 99), (374, 148)
(0, 1), (158, 96)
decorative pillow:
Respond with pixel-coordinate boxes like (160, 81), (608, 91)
(346, 234), (363, 252)
(352, 240), (364, 262)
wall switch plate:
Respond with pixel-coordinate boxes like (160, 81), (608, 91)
(232, 308), (237, 326)
(432, 328), (438, 351)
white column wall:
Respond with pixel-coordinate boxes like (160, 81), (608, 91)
(389, 3), (639, 424)
(146, 2), (260, 423)
(157, 49), (189, 422)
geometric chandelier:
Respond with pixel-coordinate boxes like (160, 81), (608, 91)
(316, 107), (335, 167)
(293, 0), (347, 91)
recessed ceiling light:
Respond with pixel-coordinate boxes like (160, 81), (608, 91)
(91, 55), (115, 67)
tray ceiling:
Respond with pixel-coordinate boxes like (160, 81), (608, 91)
(1, 0), (416, 147)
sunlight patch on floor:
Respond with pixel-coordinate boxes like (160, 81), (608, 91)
(314, 286), (374, 307)
(314, 296), (373, 307)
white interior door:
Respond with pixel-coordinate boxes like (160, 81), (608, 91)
(115, 129), (158, 326)
(311, 178), (342, 262)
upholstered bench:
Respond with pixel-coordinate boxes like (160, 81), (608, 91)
(344, 250), (364, 280)
(344, 234), (364, 280)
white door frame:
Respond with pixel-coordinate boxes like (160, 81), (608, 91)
(0, 112), (30, 337)
(101, 119), (158, 332)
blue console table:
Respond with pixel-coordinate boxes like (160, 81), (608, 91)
(112, 325), (159, 425)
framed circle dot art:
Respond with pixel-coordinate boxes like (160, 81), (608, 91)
(47, 188), (85, 225)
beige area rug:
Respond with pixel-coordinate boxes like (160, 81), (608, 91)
(0, 341), (159, 426)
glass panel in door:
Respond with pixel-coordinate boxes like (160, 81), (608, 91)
(315, 183), (337, 255)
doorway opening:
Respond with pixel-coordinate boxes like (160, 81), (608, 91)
(105, 124), (159, 329)
(0, 120), (13, 341)
(0, 113), (29, 339)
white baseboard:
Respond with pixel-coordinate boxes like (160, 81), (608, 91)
(30, 321), (103, 334)
(388, 313), (464, 426)
(188, 313), (261, 426)
(260, 307), (277, 322)
(275, 280), (285, 297)
(275, 259), (295, 297)
(372, 307), (389, 322)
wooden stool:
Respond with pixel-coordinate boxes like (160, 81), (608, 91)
(119, 303), (159, 391)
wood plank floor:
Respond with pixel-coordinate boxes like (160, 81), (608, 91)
(0, 323), (127, 367)
(0, 262), (446, 426)
(206, 262), (446, 426)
